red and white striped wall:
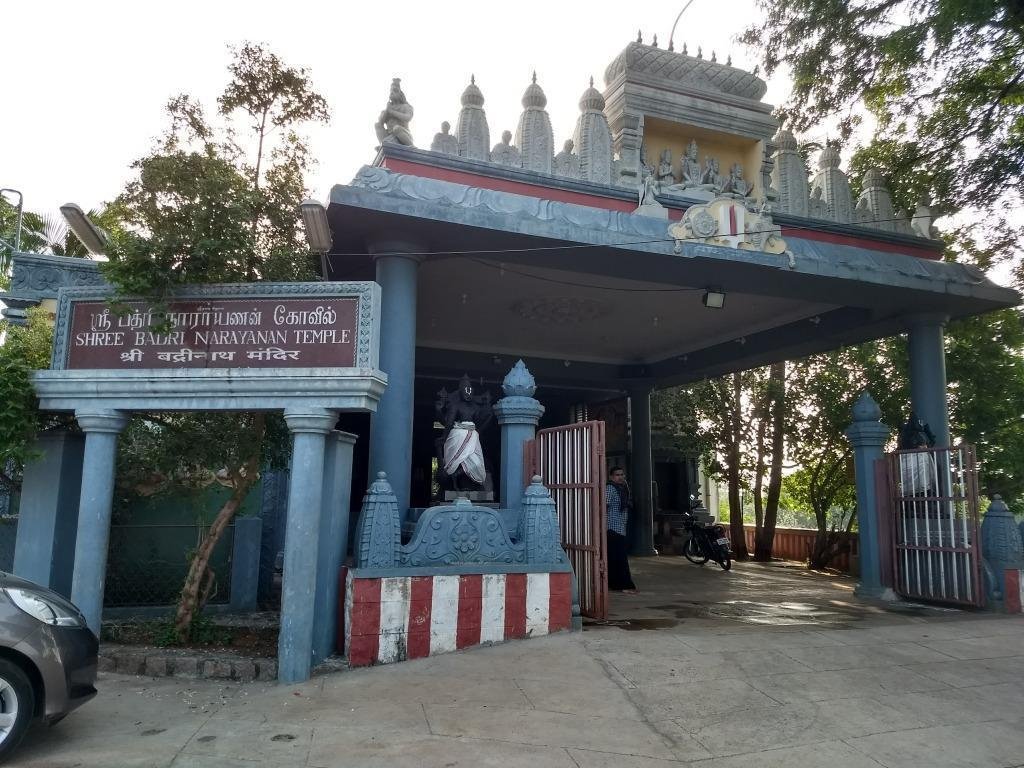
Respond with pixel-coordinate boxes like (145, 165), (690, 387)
(1005, 569), (1024, 613)
(342, 569), (573, 666)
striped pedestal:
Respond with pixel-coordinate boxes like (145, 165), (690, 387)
(343, 569), (573, 666)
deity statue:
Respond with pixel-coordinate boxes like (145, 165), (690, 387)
(430, 121), (459, 155)
(657, 148), (675, 185)
(808, 186), (828, 218)
(374, 77), (414, 147)
(491, 130), (522, 167)
(700, 156), (724, 192)
(680, 140), (701, 187)
(723, 163), (754, 197)
(436, 375), (494, 492)
(638, 163), (660, 207)
(854, 196), (873, 224)
(553, 139), (581, 178)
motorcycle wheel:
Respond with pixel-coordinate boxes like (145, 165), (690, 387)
(718, 552), (732, 571)
(683, 536), (709, 565)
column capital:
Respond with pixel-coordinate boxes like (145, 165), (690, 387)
(903, 312), (950, 330)
(494, 396), (545, 426)
(75, 410), (128, 434)
(367, 238), (426, 263)
(331, 430), (359, 446)
(283, 408), (339, 434)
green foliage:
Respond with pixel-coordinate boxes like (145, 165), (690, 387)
(743, 0), (1024, 284)
(101, 614), (233, 647)
(0, 308), (61, 491)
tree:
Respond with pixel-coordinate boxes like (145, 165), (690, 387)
(743, 0), (1024, 285)
(102, 42), (329, 642)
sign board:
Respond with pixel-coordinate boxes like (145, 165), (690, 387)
(51, 282), (380, 372)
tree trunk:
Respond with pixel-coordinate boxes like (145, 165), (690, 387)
(755, 362), (786, 561)
(728, 372), (749, 559)
(173, 433), (262, 642)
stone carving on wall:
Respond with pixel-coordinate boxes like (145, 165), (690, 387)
(456, 75), (490, 162)
(354, 472), (402, 568)
(722, 163), (754, 198)
(491, 130), (522, 167)
(657, 148), (675, 184)
(430, 121), (459, 155)
(573, 78), (613, 184)
(400, 499), (526, 566)
(811, 145), (853, 223)
(553, 139), (581, 179)
(807, 186), (828, 219)
(515, 73), (554, 174)
(374, 77), (414, 147)
(669, 195), (786, 255)
(679, 140), (702, 188)
(700, 157), (725, 192)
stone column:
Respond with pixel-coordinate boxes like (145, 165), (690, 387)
(279, 408), (338, 684)
(13, 429), (85, 598)
(368, 242), (421, 513)
(228, 517), (262, 613)
(628, 386), (657, 556)
(845, 392), (892, 599)
(312, 430), (357, 664)
(70, 411), (128, 634)
(906, 313), (951, 448)
(493, 360), (545, 514)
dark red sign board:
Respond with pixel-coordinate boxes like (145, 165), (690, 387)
(66, 297), (358, 370)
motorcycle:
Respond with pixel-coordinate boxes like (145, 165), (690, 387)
(679, 511), (732, 570)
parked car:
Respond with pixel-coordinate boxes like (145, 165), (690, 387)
(0, 572), (98, 759)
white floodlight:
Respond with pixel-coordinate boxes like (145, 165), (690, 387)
(299, 199), (333, 281)
(59, 203), (107, 256)
(702, 289), (726, 309)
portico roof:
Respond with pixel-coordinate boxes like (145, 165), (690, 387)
(326, 154), (1019, 389)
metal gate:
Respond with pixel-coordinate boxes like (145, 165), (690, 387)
(886, 445), (983, 607)
(524, 421), (608, 619)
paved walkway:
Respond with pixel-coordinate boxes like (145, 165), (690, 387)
(13, 558), (1024, 768)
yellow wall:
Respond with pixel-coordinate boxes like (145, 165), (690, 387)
(643, 117), (763, 197)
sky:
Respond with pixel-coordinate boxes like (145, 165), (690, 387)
(1, 0), (791, 217)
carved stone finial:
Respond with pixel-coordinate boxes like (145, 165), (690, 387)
(574, 79), (612, 183)
(502, 359), (538, 397)
(682, 42), (688, 55)
(517, 74), (553, 172)
(457, 75), (490, 161)
(589, 75), (594, 88)
(532, 70), (537, 84)
(852, 391), (882, 423)
(711, 50), (717, 62)
(520, 476), (566, 565)
(753, 64), (760, 75)
(697, 46), (703, 59)
(652, 34), (658, 48)
(354, 471), (401, 568)
(726, 54), (732, 66)
(637, 29), (642, 43)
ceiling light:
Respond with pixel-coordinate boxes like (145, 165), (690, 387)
(702, 289), (726, 309)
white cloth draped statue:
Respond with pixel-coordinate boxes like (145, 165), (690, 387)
(443, 421), (487, 484)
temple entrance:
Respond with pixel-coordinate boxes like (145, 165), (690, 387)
(525, 421), (609, 619)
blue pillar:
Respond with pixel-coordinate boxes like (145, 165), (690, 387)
(278, 408), (337, 684)
(629, 385), (657, 556)
(70, 411), (128, 635)
(312, 430), (357, 664)
(845, 392), (892, 599)
(493, 360), (545, 514)
(14, 429), (84, 598)
(229, 516), (262, 613)
(368, 243), (421, 513)
(906, 313), (950, 448)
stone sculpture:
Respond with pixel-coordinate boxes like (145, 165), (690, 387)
(680, 140), (701, 188)
(723, 163), (754, 197)
(700, 156), (724, 192)
(912, 203), (938, 239)
(573, 78), (613, 184)
(374, 77), (414, 147)
(456, 75), (490, 161)
(553, 139), (581, 179)
(808, 186), (828, 219)
(436, 374), (494, 492)
(854, 196), (873, 224)
(770, 129), (809, 216)
(811, 145), (854, 223)
(515, 73), (554, 174)
(491, 130), (522, 167)
(858, 168), (897, 232)
(430, 121), (459, 155)
(657, 148), (675, 184)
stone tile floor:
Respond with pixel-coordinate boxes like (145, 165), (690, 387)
(13, 557), (1024, 767)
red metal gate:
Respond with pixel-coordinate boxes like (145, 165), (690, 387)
(523, 421), (608, 619)
(886, 445), (984, 607)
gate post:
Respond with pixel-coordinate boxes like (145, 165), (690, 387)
(844, 393), (892, 599)
(628, 385), (657, 556)
(494, 361), (544, 514)
(279, 408), (338, 684)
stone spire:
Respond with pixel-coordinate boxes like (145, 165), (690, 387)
(857, 168), (897, 232)
(456, 75), (490, 162)
(515, 72), (554, 174)
(770, 128), (809, 216)
(811, 145), (854, 223)
(572, 77), (613, 184)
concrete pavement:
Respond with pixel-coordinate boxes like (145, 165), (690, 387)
(13, 558), (1024, 768)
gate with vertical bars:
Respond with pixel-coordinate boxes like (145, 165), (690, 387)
(886, 445), (984, 607)
(523, 421), (608, 619)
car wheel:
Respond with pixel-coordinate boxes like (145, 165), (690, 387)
(0, 658), (34, 759)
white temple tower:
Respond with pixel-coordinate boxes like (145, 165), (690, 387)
(572, 78), (613, 184)
(456, 75), (490, 162)
(858, 168), (897, 232)
(515, 73), (554, 175)
(771, 129), (809, 216)
(811, 145), (854, 223)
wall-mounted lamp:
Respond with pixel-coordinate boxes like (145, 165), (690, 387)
(702, 289), (726, 309)
(59, 203), (107, 256)
(298, 199), (332, 280)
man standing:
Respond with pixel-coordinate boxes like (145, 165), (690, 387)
(606, 467), (637, 593)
